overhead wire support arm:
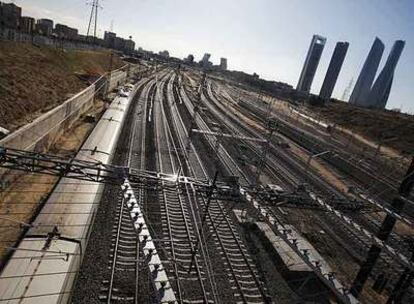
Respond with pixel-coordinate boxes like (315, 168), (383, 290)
(0, 147), (238, 197)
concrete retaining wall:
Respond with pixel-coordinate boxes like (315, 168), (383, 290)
(105, 64), (142, 93)
(0, 82), (97, 189)
(128, 65), (141, 77)
(0, 64), (138, 188)
(107, 70), (127, 93)
(0, 84), (96, 151)
(0, 63), (141, 151)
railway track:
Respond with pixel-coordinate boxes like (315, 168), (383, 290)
(91, 66), (410, 303)
(154, 72), (216, 303)
(100, 191), (139, 303)
(205, 77), (410, 296)
(198, 76), (412, 295)
(98, 75), (165, 303)
(157, 71), (269, 303)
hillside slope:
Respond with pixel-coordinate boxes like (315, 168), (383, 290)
(0, 42), (124, 131)
(307, 100), (414, 156)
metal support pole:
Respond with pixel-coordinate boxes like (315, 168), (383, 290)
(386, 239), (414, 303)
(351, 158), (414, 297)
(94, 0), (98, 45)
(188, 171), (218, 273)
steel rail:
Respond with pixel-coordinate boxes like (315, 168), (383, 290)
(201, 77), (360, 303)
(159, 72), (217, 303)
(177, 74), (269, 303)
(211, 80), (414, 264)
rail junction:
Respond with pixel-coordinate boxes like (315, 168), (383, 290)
(0, 64), (413, 304)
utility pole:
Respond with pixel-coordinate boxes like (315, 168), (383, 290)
(254, 100), (276, 186)
(186, 72), (206, 149)
(386, 238), (414, 303)
(94, 0), (98, 44)
(351, 158), (414, 297)
(86, 0), (102, 44)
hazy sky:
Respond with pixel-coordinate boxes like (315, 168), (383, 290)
(14, 0), (413, 112)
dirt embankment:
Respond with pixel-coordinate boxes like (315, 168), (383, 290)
(0, 42), (124, 131)
(306, 100), (414, 156)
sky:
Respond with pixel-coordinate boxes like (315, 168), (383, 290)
(12, 0), (414, 112)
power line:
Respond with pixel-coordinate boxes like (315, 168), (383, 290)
(86, 0), (103, 43)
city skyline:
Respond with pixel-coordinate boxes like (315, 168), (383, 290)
(11, 0), (414, 112)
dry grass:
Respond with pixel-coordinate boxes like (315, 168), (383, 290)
(306, 100), (414, 156)
(0, 42), (123, 131)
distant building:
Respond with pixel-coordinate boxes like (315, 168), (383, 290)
(124, 39), (135, 53)
(113, 36), (125, 50)
(319, 41), (349, 100)
(297, 35), (326, 93)
(220, 57), (227, 70)
(200, 53), (211, 69)
(185, 54), (194, 63)
(159, 50), (170, 58)
(201, 53), (210, 62)
(36, 18), (53, 36)
(0, 1), (21, 29)
(94, 37), (104, 46)
(367, 40), (405, 109)
(77, 34), (87, 42)
(54, 23), (78, 40)
(349, 37), (384, 107)
(20, 16), (35, 34)
(104, 31), (116, 48)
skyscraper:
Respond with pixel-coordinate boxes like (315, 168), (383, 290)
(367, 40), (405, 109)
(297, 35), (326, 93)
(349, 37), (384, 106)
(319, 41), (349, 100)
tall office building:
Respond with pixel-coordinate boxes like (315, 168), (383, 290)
(297, 35), (326, 93)
(367, 40), (405, 109)
(349, 37), (384, 106)
(319, 41), (349, 100)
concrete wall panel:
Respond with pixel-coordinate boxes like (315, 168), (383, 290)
(107, 70), (127, 92)
(0, 84), (95, 151)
